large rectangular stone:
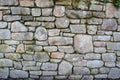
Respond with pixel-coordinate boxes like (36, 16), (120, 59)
(3, 15), (21, 21)
(107, 42), (120, 50)
(12, 33), (33, 40)
(70, 25), (86, 33)
(0, 0), (18, 5)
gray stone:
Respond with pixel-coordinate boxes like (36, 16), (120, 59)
(90, 4), (103, 11)
(113, 32), (120, 41)
(22, 54), (33, 60)
(69, 75), (82, 80)
(20, 0), (34, 7)
(58, 46), (74, 53)
(101, 19), (118, 31)
(34, 52), (50, 62)
(74, 35), (93, 53)
(34, 46), (43, 52)
(3, 15), (21, 21)
(0, 22), (7, 28)
(0, 45), (15, 52)
(25, 22), (41, 27)
(107, 42), (120, 50)
(105, 62), (115, 67)
(5, 53), (21, 60)
(116, 61), (120, 67)
(30, 71), (41, 75)
(0, 11), (2, 20)
(22, 16), (33, 21)
(87, 60), (103, 68)
(44, 46), (57, 52)
(0, 29), (11, 39)
(49, 37), (73, 45)
(0, 59), (13, 67)
(43, 71), (57, 76)
(84, 53), (101, 60)
(55, 17), (69, 28)
(94, 47), (106, 53)
(22, 61), (35, 67)
(35, 27), (47, 41)
(43, 22), (55, 28)
(23, 66), (40, 71)
(0, 0), (18, 5)
(14, 61), (22, 69)
(41, 63), (58, 70)
(48, 29), (60, 36)
(32, 8), (41, 16)
(70, 24), (86, 33)
(91, 69), (98, 74)
(73, 67), (90, 75)
(36, 17), (55, 21)
(100, 67), (110, 74)
(65, 54), (83, 62)
(12, 32), (33, 40)
(87, 25), (97, 34)
(11, 21), (27, 32)
(108, 68), (120, 79)
(87, 18), (102, 24)
(10, 70), (28, 78)
(40, 76), (53, 80)
(102, 53), (116, 61)
(53, 6), (65, 17)
(59, 60), (73, 75)
(0, 68), (9, 79)
(42, 8), (52, 16)
(95, 74), (107, 78)
(93, 36), (111, 41)
(35, 0), (53, 7)
(66, 10), (92, 18)
(81, 75), (93, 80)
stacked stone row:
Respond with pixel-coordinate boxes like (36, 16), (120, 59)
(0, 0), (120, 79)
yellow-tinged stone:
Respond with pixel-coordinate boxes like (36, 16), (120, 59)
(16, 44), (25, 53)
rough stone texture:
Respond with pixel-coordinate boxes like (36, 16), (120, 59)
(0, 22), (7, 28)
(0, 45), (15, 52)
(84, 53), (101, 60)
(35, 0), (52, 7)
(35, 27), (47, 41)
(0, 11), (2, 20)
(48, 29), (60, 36)
(51, 52), (64, 59)
(59, 60), (72, 75)
(58, 46), (74, 53)
(16, 44), (25, 53)
(0, 29), (11, 39)
(0, 0), (18, 5)
(81, 75), (93, 80)
(101, 19), (118, 31)
(20, 0), (34, 7)
(0, 68), (9, 79)
(108, 68), (120, 79)
(10, 70), (28, 78)
(32, 8), (41, 16)
(74, 35), (93, 53)
(113, 32), (120, 41)
(41, 63), (58, 70)
(0, 59), (13, 67)
(42, 8), (52, 16)
(53, 6), (65, 17)
(102, 53), (116, 61)
(3, 15), (21, 21)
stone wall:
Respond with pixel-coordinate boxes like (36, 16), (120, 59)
(0, 0), (120, 79)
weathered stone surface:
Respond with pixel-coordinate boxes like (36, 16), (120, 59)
(35, 0), (53, 7)
(34, 52), (50, 62)
(43, 71), (57, 76)
(69, 75), (82, 80)
(51, 52), (64, 59)
(87, 25), (97, 34)
(36, 17), (55, 21)
(66, 10), (92, 18)
(5, 53), (21, 60)
(0, 22), (7, 28)
(35, 27), (47, 41)
(22, 16), (33, 21)
(22, 54), (33, 60)
(65, 54), (83, 62)
(12, 32), (33, 40)
(10, 70), (28, 78)
(22, 61), (35, 67)
(11, 21), (27, 32)
(55, 17), (69, 28)
(0, 29), (11, 39)
(0, 68), (9, 79)
(42, 8), (52, 16)
(107, 42), (120, 50)
(20, 0), (34, 7)
(73, 67), (90, 75)
(87, 18), (102, 24)
(58, 46), (74, 53)
(100, 67), (110, 74)
(108, 68), (120, 79)
(48, 29), (60, 36)
(101, 19), (117, 31)
(16, 44), (25, 53)
(70, 24), (86, 33)
(41, 63), (58, 70)
(0, 45), (15, 52)
(90, 5), (103, 11)
(44, 46), (57, 52)
(14, 61), (22, 69)
(74, 35), (93, 53)
(32, 8), (41, 16)
(94, 42), (106, 47)
(95, 74), (107, 78)
(59, 60), (72, 75)
(0, 0), (18, 5)
(81, 75), (93, 80)
(49, 37), (73, 45)
(94, 47), (106, 53)
(105, 62), (115, 67)
(87, 60), (103, 68)
(0, 59), (13, 67)
(30, 71), (42, 75)
(91, 69), (98, 74)
(93, 12), (105, 18)
(0, 11), (2, 20)
(113, 32), (120, 41)
(11, 7), (30, 15)
(53, 6), (65, 17)
(93, 36), (111, 41)
(102, 53), (116, 61)
(84, 53), (101, 60)
(3, 15), (21, 21)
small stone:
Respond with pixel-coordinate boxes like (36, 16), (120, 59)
(90, 5), (103, 11)
(40, 76), (53, 80)
(101, 19), (117, 31)
(43, 71), (57, 76)
(0, 45), (15, 52)
(0, 29), (11, 39)
(94, 47), (106, 53)
(12, 32), (33, 40)
(42, 8), (52, 16)
(48, 29), (60, 36)
(23, 66), (40, 71)
(81, 75), (93, 80)
(32, 8), (41, 16)
(43, 22), (55, 29)
(36, 17), (55, 21)
(107, 42), (120, 50)
(3, 15), (21, 21)
(5, 53), (21, 60)
(51, 52), (64, 59)
(87, 18), (102, 24)
(22, 54), (33, 60)
(20, 0), (34, 7)
(59, 60), (73, 75)
(105, 62), (115, 67)
(74, 35), (93, 53)
(0, 0), (18, 5)
(10, 70), (28, 78)
(100, 67), (110, 74)
(113, 32), (120, 41)
(87, 25), (97, 34)
(70, 24), (86, 33)
(94, 42), (106, 47)
(58, 46), (74, 53)
(22, 61), (35, 67)
(11, 21), (27, 32)
(25, 22), (41, 27)
(108, 68), (120, 79)
(69, 75), (82, 80)
(0, 11), (2, 20)
(35, 0), (53, 7)
(93, 36), (111, 41)
(14, 61), (22, 69)
(0, 68), (9, 79)
(22, 16), (33, 21)
(102, 53), (116, 61)
(49, 37), (73, 45)
(0, 22), (7, 28)
(0, 59), (13, 67)
(87, 60), (103, 68)
(44, 46), (57, 52)
(34, 52), (50, 62)
(84, 53), (101, 60)
(91, 69), (98, 74)
(55, 17), (69, 28)
(30, 71), (42, 76)
(93, 12), (105, 18)
(33, 46), (42, 52)
(53, 6), (65, 17)
(41, 63), (58, 70)
(35, 27), (47, 41)
(73, 67), (90, 75)
(95, 74), (107, 78)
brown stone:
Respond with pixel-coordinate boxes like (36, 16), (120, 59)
(20, 0), (34, 7)
(16, 44), (25, 53)
(51, 52), (64, 59)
